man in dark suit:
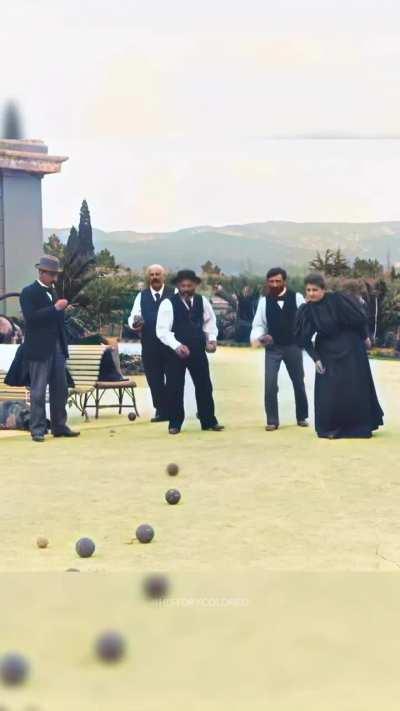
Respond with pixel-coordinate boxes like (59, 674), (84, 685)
(156, 269), (224, 435)
(20, 255), (80, 442)
(250, 267), (308, 431)
(128, 264), (174, 422)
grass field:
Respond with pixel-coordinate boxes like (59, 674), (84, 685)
(1, 347), (399, 573)
(2, 572), (400, 710)
(1, 347), (400, 709)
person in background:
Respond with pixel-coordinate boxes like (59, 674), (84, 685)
(250, 267), (308, 431)
(128, 265), (174, 422)
(156, 269), (224, 435)
(211, 284), (238, 341)
(19, 255), (80, 442)
(236, 285), (258, 343)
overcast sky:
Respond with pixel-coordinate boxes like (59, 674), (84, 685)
(1, 0), (400, 231)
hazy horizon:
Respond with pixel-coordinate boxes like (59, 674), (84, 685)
(2, 1), (400, 232)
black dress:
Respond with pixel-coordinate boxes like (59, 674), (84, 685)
(295, 292), (383, 439)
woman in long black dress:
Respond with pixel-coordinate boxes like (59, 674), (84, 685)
(295, 273), (383, 439)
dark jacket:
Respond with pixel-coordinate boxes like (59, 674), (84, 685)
(170, 293), (206, 351)
(265, 290), (298, 346)
(20, 281), (69, 361)
(4, 343), (74, 387)
(141, 287), (174, 348)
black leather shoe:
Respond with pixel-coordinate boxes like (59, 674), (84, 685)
(297, 420), (309, 427)
(32, 435), (45, 442)
(168, 427), (181, 435)
(202, 424), (225, 431)
(53, 430), (80, 438)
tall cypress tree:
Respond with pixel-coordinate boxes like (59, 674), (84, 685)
(78, 200), (94, 253)
(57, 202), (96, 301)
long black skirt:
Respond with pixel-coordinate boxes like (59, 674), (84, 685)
(314, 331), (383, 439)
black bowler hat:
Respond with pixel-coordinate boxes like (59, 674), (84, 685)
(171, 269), (202, 285)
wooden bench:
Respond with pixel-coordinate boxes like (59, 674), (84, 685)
(67, 345), (139, 420)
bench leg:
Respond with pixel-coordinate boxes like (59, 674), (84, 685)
(118, 388), (123, 415)
(82, 393), (90, 421)
(95, 388), (100, 419)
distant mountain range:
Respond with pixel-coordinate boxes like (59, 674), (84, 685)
(44, 221), (400, 274)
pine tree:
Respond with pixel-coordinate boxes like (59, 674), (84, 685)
(309, 249), (335, 274)
(352, 258), (383, 278)
(96, 248), (116, 269)
(43, 234), (65, 261)
(331, 249), (350, 277)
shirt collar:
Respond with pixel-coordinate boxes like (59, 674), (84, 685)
(180, 295), (194, 308)
(37, 279), (52, 291)
(150, 285), (164, 298)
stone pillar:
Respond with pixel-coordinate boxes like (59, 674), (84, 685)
(0, 139), (67, 315)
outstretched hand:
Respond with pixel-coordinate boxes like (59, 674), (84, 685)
(206, 341), (217, 353)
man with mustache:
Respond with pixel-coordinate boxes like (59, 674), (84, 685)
(250, 267), (308, 431)
(128, 264), (174, 422)
(156, 269), (224, 435)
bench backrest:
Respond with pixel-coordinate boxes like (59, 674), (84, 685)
(0, 370), (29, 402)
(67, 345), (106, 391)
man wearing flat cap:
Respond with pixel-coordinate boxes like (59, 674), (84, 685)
(19, 256), (80, 442)
(156, 269), (224, 435)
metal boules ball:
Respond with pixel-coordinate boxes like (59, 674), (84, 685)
(166, 463), (179, 476)
(75, 537), (96, 558)
(0, 653), (30, 686)
(136, 524), (155, 543)
(128, 412), (136, 421)
(165, 489), (181, 505)
(95, 631), (126, 663)
(142, 573), (170, 600)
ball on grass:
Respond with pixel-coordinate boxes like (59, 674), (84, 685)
(128, 412), (136, 421)
(0, 653), (29, 686)
(75, 537), (95, 558)
(36, 536), (48, 549)
(143, 573), (170, 600)
(95, 631), (126, 663)
(166, 462), (179, 476)
(136, 524), (154, 544)
(165, 489), (181, 505)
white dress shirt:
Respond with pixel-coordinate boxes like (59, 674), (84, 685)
(156, 295), (218, 351)
(250, 289), (305, 344)
(128, 285), (166, 328)
(37, 279), (53, 302)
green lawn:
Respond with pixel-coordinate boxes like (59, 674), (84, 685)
(1, 347), (399, 572)
(1, 348), (400, 709)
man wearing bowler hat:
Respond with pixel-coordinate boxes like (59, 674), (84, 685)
(19, 255), (80, 442)
(156, 269), (224, 435)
